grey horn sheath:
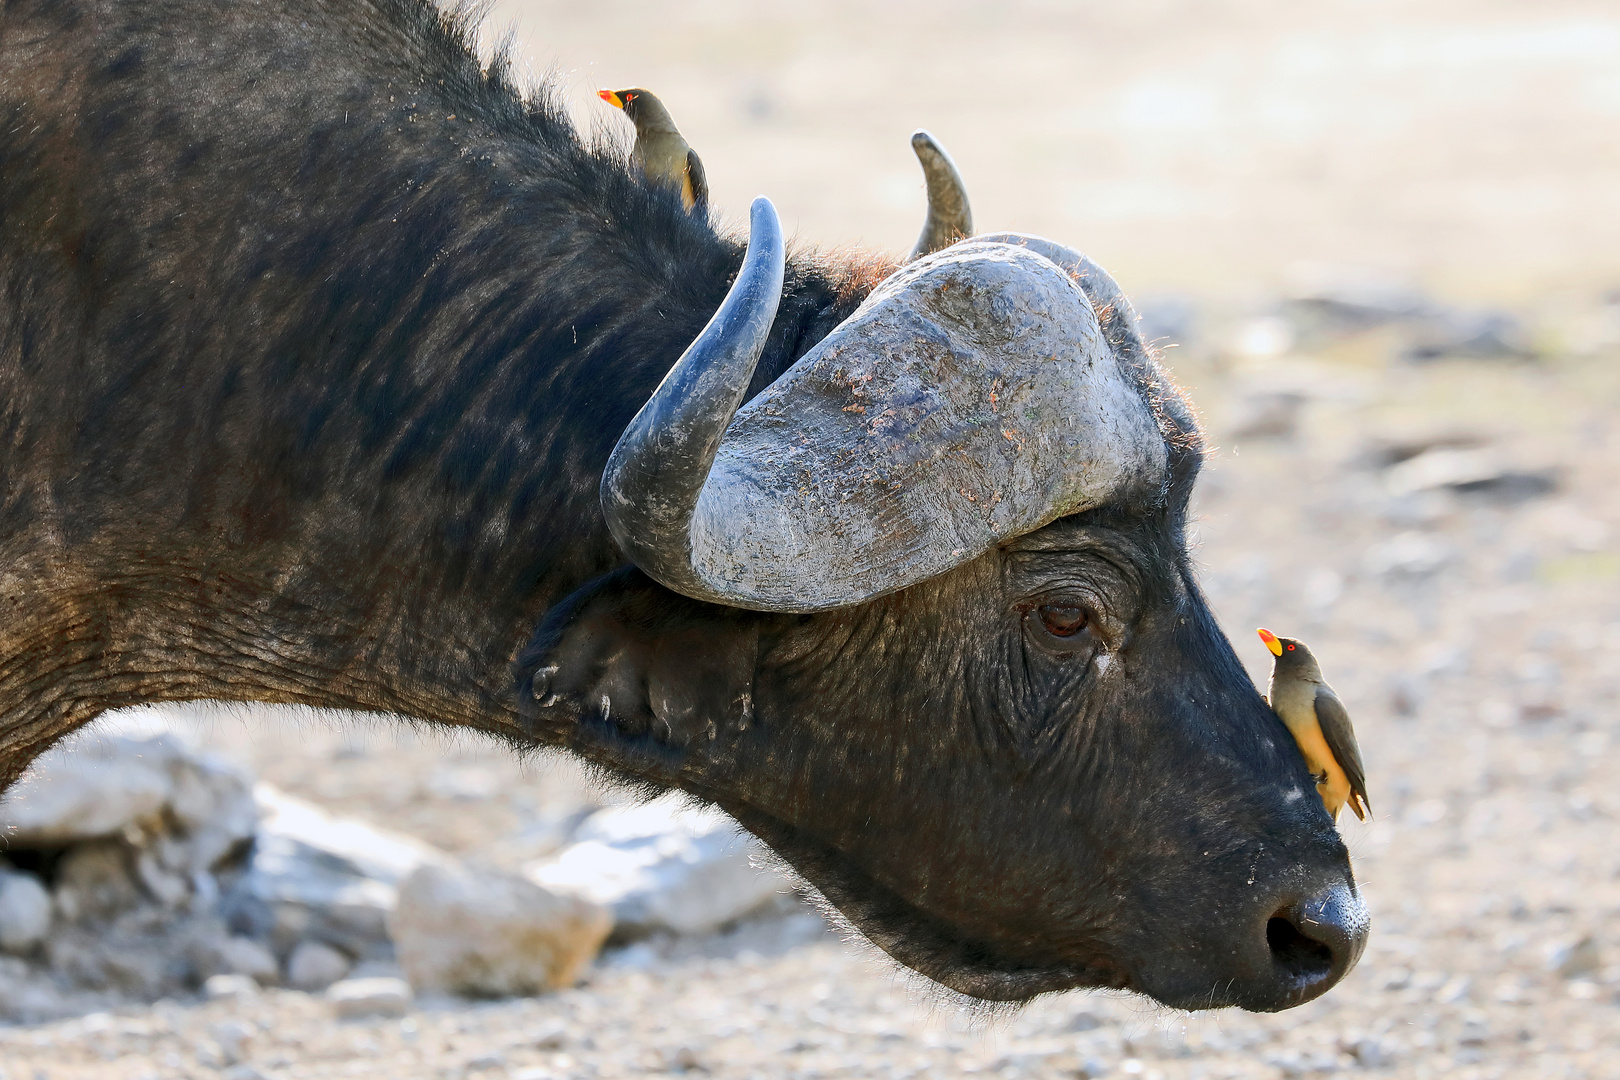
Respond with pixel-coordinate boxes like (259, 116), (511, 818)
(599, 197), (787, 602)
(971, 232), (1201, 451)
(600, 171), (1174, 613)
(601, 231), (1168, 613)
(907, 131), (972, 261)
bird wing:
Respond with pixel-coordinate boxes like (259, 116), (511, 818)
(685, 147), (709, 213)
(1314, 688), (1371, 820)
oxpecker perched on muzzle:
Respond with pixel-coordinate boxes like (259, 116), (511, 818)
(1259, 629), (1371, 823)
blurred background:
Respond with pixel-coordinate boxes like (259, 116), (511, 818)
(508, 0), (1620, 301)
(2, 1), (1619, 1077)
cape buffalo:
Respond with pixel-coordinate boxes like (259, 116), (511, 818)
(0, 0), (1367, 1009)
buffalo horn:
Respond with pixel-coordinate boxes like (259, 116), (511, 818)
(971, 232), (1201, 446)
(599, 197), (787, 603)
(601, 228), (1169, 613)
(906, 130), (972, 261)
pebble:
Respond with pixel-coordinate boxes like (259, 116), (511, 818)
(285, 940), (351, 991)
(1436, 975), (1473, 1005)
(391, 863), (611, 997)
(326, 977), (413, 1019)
(528, 1018), (569, 1049)
(1545, 934), (1602, 979)
(192, 936), (279, 983)
(1347, 1037), (1396, 1068)
(0, 870), (52, 952)
(202, 975), (260, 1003)
(209, 1019), (255, 1064)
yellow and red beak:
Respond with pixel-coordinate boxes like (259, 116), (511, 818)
(597, 89), (625, 109)
(1257, 628), (1283, 657)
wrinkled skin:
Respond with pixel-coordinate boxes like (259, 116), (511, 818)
(519, 496), (1357, 1008)
(0, 0), (1362, 1010)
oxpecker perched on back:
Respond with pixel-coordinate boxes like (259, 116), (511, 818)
(1259, 629), (1371, 823)
(598, 88), (709, 214)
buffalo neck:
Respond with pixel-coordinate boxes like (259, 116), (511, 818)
(0, 0), (882, 783)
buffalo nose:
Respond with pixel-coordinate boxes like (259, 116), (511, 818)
(1263, 882), (1369, 1008)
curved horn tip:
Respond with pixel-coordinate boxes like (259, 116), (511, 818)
(739, 195), (786, 307)
(598, 194), (785, 602)
(747, 195), (780, 234)
(906, 130), (973, 262)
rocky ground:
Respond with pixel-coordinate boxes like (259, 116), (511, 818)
(4, 1), (1620, 1078)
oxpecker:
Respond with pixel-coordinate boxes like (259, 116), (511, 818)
(598, 88), (709, 214)
(1259, 629), (1370, 823)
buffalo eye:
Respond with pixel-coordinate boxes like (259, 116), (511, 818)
(1038, 604), (1088, 638)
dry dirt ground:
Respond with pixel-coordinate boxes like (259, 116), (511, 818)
(4, 2), (1620, 1078)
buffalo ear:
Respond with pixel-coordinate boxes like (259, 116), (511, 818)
(513, 567), (760, 768)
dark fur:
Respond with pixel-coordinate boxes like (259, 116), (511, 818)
(0, 0), (1356, 1009)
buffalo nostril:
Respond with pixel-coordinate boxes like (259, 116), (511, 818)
(1266, 916), (1334, 982)
(1268, 882), (1369, 998)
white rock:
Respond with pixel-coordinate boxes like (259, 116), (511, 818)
(0, 869), (52, 952)
(166, 750), (257, 873)
(1348, 1037), (1397, 1069)
(209, 1018), (255, 1065)
(134, 848), (193, 908)
(0, 722), (256, 867)
(391, 863), (611, 997)
(203, 973), (260, 1002)
(242, 784), (454, 956)
(191, 935), (279, 982)
(326, 976), (412, 1018)
(1545, 934), (1601, 979)
(525, 795), (788, 935)
(254, 784), (449, 884)
(0, 735), (175, 845)
(285, 940), (351, 991)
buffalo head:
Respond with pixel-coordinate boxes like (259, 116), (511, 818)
(516, 142), (1366, 1010)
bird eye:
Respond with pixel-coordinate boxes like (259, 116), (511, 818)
(1038, 604), (1088, 638)
(1286, 643), (1295, 651)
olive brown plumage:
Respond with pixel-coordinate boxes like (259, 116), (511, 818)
(598, 87), (708, 213)
(1259, 629), (1371, 822)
